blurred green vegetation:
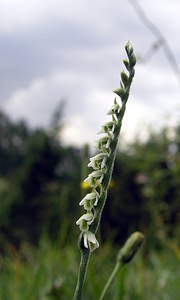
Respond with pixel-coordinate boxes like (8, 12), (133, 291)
(0, 107), (179, 298)
(0, 108), (81, 248)
(0, 238), (179, 299)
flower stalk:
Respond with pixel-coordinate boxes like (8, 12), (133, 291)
(99, 232), (144, 300)
(73, 41), (136, 300)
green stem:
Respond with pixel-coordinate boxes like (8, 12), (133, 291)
(99, 232), (144, 300)
(99, 260), (123, 300)
(73, 42), (137, 300)
(73, 248), (90, 300)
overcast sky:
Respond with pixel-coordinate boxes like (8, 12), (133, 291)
(1, 0), (180, 147)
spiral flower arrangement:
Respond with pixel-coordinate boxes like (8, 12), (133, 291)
(76, 42), (136, 252)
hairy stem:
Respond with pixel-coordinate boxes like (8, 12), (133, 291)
(73, 247), (90, 300)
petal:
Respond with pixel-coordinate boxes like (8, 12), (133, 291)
(83, 231), (99, 251)
(88, 159), (99, 169)
(84, 170), (103, 187)
(88, 153), (107, 170)
(84, 175), (97, 187)
(79, 192), (97, 206)
(107, 98), (121, 115)
(90, 153), (106, 161)
(79, 219), (89, 232)
(96, 136), (112, 152)
(76, 212), (94, 232)
(76, 213), (93, 225)
(99, 121), (115, 135)
(79, 198), (93, 210)
(101, 156), (107, 169)
(89, 239), (99, 252)
(90, 170), (104, 178)
(83, 233), (88, 248)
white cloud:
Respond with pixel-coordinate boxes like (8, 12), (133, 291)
(4, 73), (65, 126)
(1, 0), (180, 148)
(0, 0), (46, 34)
(3, 44), (180, 147)
(0, 0), (123, 34)
(1, 0), (180, 40)
(61, 117), (93, 147)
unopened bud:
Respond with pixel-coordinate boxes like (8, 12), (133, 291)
(123, 59), (130, 71)
(118, 232), (144, 263)
(130, 53), (136, 67)
(125, 41), (134, 56)
(113, 88), (126, 99)
(121, 71), (129, 87)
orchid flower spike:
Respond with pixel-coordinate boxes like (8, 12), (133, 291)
(76, 41), (136, 252)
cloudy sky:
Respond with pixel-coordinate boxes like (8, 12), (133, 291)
(0, 0), (180, 147)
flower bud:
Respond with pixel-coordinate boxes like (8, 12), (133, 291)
(130, 53), (136, 68)
(123, 59), (130, 71)
(118, 232), (144, 263)
(113, 88), (126, 99)
(121, 71), (129, 87)
(125, 41), (134, 56)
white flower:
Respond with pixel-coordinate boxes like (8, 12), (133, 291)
(96, 136), (112, 153)
(79, 190), (99, 209)
(107, 98), (121, 115)
(99, 121), (115, 136)
(76, 212), (94, 232)
(88, 153), (107, 170)
(84, 170), (104, 187)
(79, 198), (93, 210)
(83, 231), (99, 251)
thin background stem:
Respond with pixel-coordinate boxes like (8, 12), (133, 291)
(129, 0), (180, 84)
(99, 261), (123, 300)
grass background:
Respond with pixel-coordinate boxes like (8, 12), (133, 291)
(0, 237), (179, 300)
